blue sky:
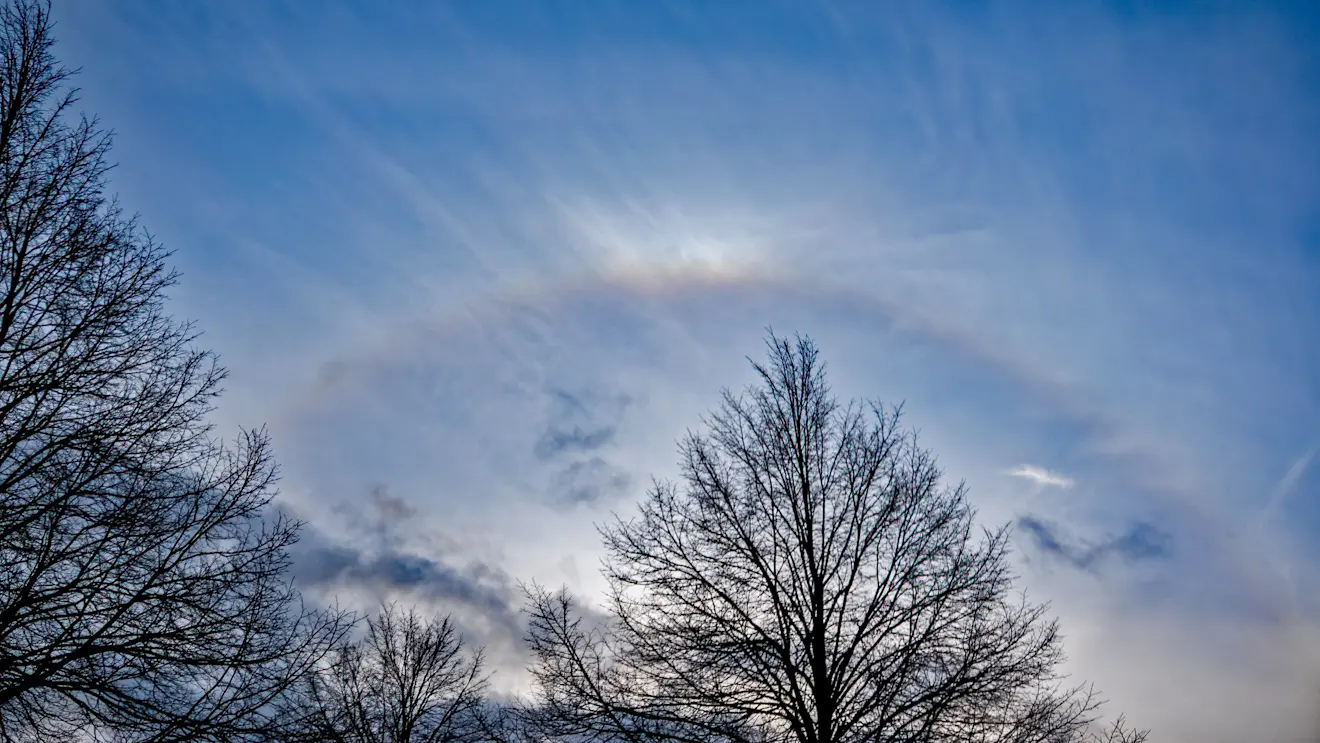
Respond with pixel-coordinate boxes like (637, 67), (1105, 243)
(58, 1), (1320, 739)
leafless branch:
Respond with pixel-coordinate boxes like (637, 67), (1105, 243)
(280, 602), (490, 743)
(0, 3), (350, 740)
(524, 333), (1149, 743)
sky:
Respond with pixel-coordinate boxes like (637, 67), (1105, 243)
(56, 1), (1320, 740)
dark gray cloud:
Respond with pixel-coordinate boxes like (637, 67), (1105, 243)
(536, 386), (635, 508)
(553, 456), (633, 508)
(535, 424), (618, 459)
(1016, 515), (1172, 572)
(292, 541), (517, 625)
(533, 387), (631, 459)
(286, 488), (520, 635)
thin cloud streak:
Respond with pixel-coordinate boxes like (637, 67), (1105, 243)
(1256, 440), (1320, 532)
(1004, 464), (1075, 489)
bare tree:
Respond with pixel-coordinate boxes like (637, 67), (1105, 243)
(285, 603), (490, 743)
(524, 333), (1148, 743)
(0, 2), (348, 741)
(1091, 717), (1147, 743)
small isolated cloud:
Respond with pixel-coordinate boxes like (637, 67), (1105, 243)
(552, 456), (633, 508)
(535, 386), (635, 509)
(1016, 515), (1172, 572)
(1004, 464), (1075, 489)
(533, 387), (631, 459)
(534, 424), (618, 459)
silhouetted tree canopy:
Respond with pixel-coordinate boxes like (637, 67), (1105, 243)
(524, 333), (1148, 743)
(279, 602), (490, 743)
(0, 3), (348, 741)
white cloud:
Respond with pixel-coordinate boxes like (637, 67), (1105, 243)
(1256, 440), (1320, 531)
(1004, 464), (1075, 489)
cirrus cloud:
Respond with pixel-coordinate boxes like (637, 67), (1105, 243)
(1004, 463), (1076, 489)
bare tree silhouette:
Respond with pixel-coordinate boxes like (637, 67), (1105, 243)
(283, 603), (489, 743)
(0, 3), (348, 740)
(524, 333), (1148, 743)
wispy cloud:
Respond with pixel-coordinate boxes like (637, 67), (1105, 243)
(1256, 440), (1320, 531)
(1016, 515), (1172, 572)
(533, 387), (630, 459)
(550, 457), (633, 509)
(1004, 464), (1075, 489)
(533, 386), (636, 509)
